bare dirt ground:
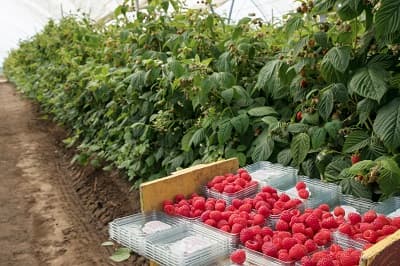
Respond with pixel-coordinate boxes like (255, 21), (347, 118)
(0, 81), (146, 266)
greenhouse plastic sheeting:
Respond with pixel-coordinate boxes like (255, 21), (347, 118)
(0, 0), (296, 65)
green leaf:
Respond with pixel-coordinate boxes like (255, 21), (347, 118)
(375, 0), (400, 41)
(190, 128), (206, 146)
(277, 149), (292, 166)
(343, 130), (370, 153)
(310, 127), (327, 149)
(320, 57), (346, 83)
(331, 83), (348, 102)
(357, 98), (378, 124)
(210, 72), (236, 89)
(231, 114), (249, 135)
(248, 106), (278, 117)
(348, 160), (376, 176)
(252, 135), (274, 161)
(221, 88), (234, 104)
(284, 15), (304, 38)
(181, 129), (195, 152)
(373, 98), (400, 151)
(324, 120), (343, 139)
(288, 123), (310, 133)
(314, 31), (329, 48)
(337, 0), (364, 21)
(291, 133), (310, 165)
(313, 0), (336, 12)
(109, 248), (131, 262)
(318, 89), (334, 121)
(129, 70), (146, 92)
(323, 46), (351, 73)
(255, 60), (283, 89)
(216, 52), (232, 72)
(349, 65), (389, 102)
(340, 172), (373, 198)
(262, 116), (279, 131)
(378, 158), (400, 196)
(218, 121), (233, 144)
(324, 157), (352, 183)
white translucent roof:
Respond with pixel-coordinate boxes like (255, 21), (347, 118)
(0, 0), (296, 65)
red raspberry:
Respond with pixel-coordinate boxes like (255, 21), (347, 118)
(253, 214), (265, 226)
(376, 215), (391, 225)
(231, 223), (245, 234)
(363, 210), (377, 223)
(245, 240), (261, 251)
(178, 205), (190, 217)
(209, 210), (222, 221)
(321, 217), (338, 229)
(359, 222), (374, 233)
(382, 225), (397, 235)
(372, 219), (384, 230)
(257, 205), (271, 218)
(239, 203), (252, 213)
(280, 193), (291, 202)
(305, 214), (321, 232)
(232, 198), (243, 209)
(276, 220), (290, 231)
(220, 225), (231, 232)
(230, 249), (246, 264)
(212, 183), (224, 193)
(224, 184), (236, 193)
(261, 226), (273, 237)
(239, 227), (254, 243)
(282, 237), (298, 250)
(314, 231), (330, 246)
(322, 212), (333, 220)
(212, 175), (225, 184)
(204, 218), (217, 227)
(391, 217), (400, 228)
(316, 258), (334, 266)
(298, 189), (310, 199)
(192, 199), (205, 210)
(174, 194), (185, 203)
(293, 232), (308, 244)
(249, 225), (262, 235)
(296, 181), (307, 190)
(319, 204), (330, 212)
(262, 242), (278, 258)
(192, 209), (203, 217)
(363, 229), (378, 243)
(312, 208), (323, 218)
(240, 172), (251, 181)
(162, 199), (174, 207)
(217, 219), (229, 228)
(329, 243), (342, 254)
(304, 239), (318, 252)
(163, 204), (175, 215)
(278, 251), (291, 262)
(200, 210), (211, 221)
(305, 227), (315, 238)
(312, 251), (330, 263)
(333, 207), (345, 217)
(348, 212), (362, 225)
(214, 202), (225, 212)
(301, 256), (316, 266)
(289, 243), (307, 260)
(338, 223), (352, 236)
(292, 222), (306, 234)
(280, 210), (293, 223)
(262, 186), (277, 194)
(338, 250), (359, 266)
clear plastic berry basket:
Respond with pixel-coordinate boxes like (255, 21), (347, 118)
(338, 194), (378, 214)
(245, 161), (298, 191)
(285, 176), (342, 209)
(193, 220), (239, 252)
(373, 196), (400, 217)
(108, 211), (184, 255)
(203, 182), (259, 205)
(145, 223), (230, 266)
(241, 246), (297, 266)
(332, 231), (367, 250)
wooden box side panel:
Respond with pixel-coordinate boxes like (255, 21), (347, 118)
(139, 158), (239, 212)
(361, 230), (400, 266)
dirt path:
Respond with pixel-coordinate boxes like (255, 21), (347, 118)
(0, 81), (143, 266)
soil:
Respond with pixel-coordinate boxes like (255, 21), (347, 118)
(0, 81), (148, 266)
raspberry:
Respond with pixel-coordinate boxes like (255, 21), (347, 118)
(231, 223), (245, 234)
(319, 204), (330, 212)
(296, 181), (307, 190)
(289, 243), (307, 260)
(314, 231), (331, 246)
(391, 217), (400, 228)
(298, 189), (310, 199)
(163, 204), (175, 215)
(230, 249), (246, 264)
(277, 231), (292, 239)
(338, 223), (352, 236)
(249, 225), (262, 235)
(233, 216), (247, 227)
(262, 242), (278, 258)
(292, 222), (306, 234)
(301, 256), (316, 266)
(240, 172), (251, 181)
(321, 217), (337, 229)
(217, 219), (229, 228)
(316, 258), (334, 266)
(212, 183), (224, 193)
(257, 205), (271, 218)
(262, 186), (277, 194)
(220, 225), (231, 232)
(363, 229), (378, 243)
(214, 202), (225, 212)
(372, 219), (384, 230)
(174, 194), (185, 203)
(338, 251), (358, 266)
(282, 237), (298, 250)
(304, 239), (318, 252)
(382, 225), (397, 235)
(322, 212), (333, 220)
(293, 232), (308, 244)
(348, 212), (361, 225)
(239, 203), (252, 213)
(359, 222), (374, 233)
(245, 240), (261, 251)
(178, 205), (190, 217)
(209, 210), (222, 221)
(363, 210), (377, 223)
(212, 175), (225, 184)
(232, 198), (243, 209)
(162, 199), (173, 207)
(253, 214), (265, 226)
(239, 228), (255, 244)
(192, 209), (202, 217)
(276, 220), (290, 231)
(280, 193), (291, 202)
(305, 214), (321, 232)
(312, 208), (323, 218)
(304, 227), (315, 238)
(278, 251), (291, 262)
(192, 199), (205, 210)
(224, 184), (236, 193)
(329, 244), (342, 254)
(261, 226), (273, 237)
(204, 218), (216, 227)
(333, 207), (345, 217)
(280, 210), (293, 223)
(312, 251), (330, 263)
(376, 215), (391, 226)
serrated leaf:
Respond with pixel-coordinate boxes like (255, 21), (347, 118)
(331, 83), (348, 102)
(378, 158), (400, 196)
(314, 0), (336, 12)
(109, 248), (131, 262)
(248, 106), (278, 117)
(375, 0), (400, 41)
(324, 120), (343, 139)
(320, 57), (346, 83)
(357, 98), (378, 124)
(209, 72), (236, 89)
(373, 98), (400, 151)
(291, 133), (310, 165)
(129, 70), (146, 92)
(348, 160), (376, 176)
(221, 88), (234, 104)
(324, 157), (352, 183)
(343, 130), (370, 153)
(340, 172), (373, 198)
(314, 31), (329, 48)
(218, 121), (233, 144)
(318, 89), (334, 121)
(323, 46), (351, 72)
(252, 135), (274, 161)
(231, 114), (249, 135)
(349, 65), (389, 102)
(337, 0), (364, 21)
(190, 128), (206, 146)
(277, 149), (292, 166)
(216, 52), (232, 72)
(285, 15), (304, 38)
(310, 127), (327, 149)
(255, 60), (283, 90)
(262, 116), (279, 131)
(288, 123), (309, 133)
(181, 129), (195, 152)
